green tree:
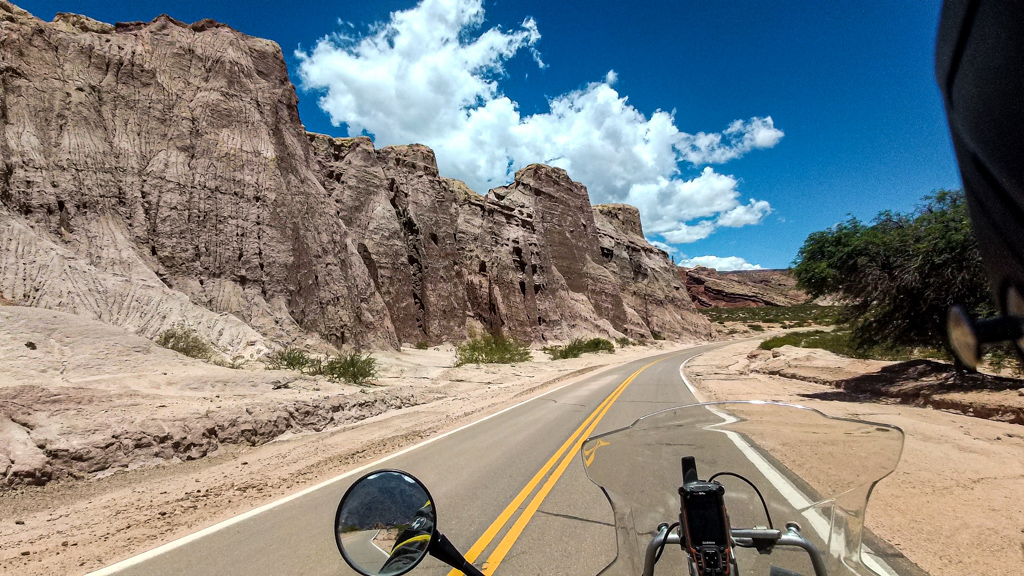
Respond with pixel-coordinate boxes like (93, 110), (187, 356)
(792, 190), (990, 351)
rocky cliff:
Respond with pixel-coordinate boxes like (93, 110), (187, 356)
(595, 204), (710, 338)
(683, 267), (809, 308)
(0, 2), (711, 352)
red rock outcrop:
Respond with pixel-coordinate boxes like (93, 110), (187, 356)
(683, 266), (809, 308)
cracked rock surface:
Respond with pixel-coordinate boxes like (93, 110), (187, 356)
(0, 1), (710, 351)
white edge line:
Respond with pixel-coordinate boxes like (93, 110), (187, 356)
(678, 357), (707, 403)
(678, 357), (900, 576)
(87, 367), (598, 575)
(369, 529), (391, 558)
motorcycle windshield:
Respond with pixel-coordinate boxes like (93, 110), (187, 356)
(581, 402), (904, 576)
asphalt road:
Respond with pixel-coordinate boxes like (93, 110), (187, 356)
(91, 342), (918, 576)
(339, 531), (389, 574)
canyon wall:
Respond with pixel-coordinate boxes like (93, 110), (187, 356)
(0, 2), (712, 352)
(683, 267), (809, 308)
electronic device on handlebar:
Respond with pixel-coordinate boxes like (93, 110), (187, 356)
(679, 456), (733, 576)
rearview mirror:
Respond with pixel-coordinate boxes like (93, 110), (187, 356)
(334, 470), (436, 576)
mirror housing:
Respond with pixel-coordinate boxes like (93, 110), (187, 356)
(334, 470), (437, 576)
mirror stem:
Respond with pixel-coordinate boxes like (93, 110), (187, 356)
(428, 532), (485, 576)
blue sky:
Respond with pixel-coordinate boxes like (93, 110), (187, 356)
(21, 0), (961, 270)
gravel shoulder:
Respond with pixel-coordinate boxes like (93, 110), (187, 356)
(684, 341), (1024, 576)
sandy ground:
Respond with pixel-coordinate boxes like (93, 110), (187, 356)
(684, 341), (1024, 576)
(7, 310), (1021, 576)
(0, 306), (690, 575)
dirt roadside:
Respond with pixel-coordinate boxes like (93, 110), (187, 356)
(684, 341), (1024, 576)
(0, 337), (689, 575)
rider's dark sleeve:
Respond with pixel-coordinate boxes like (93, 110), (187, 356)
(937, 0), (1024, 312)
(379, 507), (434, 574)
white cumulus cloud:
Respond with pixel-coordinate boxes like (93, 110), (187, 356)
(716, 199), (773, 228)
(296, 0), (782, 248)
(678, 255), (764, 271)
(648, 239), (678, 256)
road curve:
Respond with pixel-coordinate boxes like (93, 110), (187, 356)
(338, 530), (388, 573)
(90, 342), (919, 576)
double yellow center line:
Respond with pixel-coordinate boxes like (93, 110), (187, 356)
(448, 358), (663, 576)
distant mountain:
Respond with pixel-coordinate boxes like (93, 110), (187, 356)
(338, 472), (431, 530)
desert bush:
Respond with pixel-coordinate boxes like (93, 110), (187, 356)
(746, 324), (765, 332)
(265, 348), (315, 372)
(982, 344), (1024, 376)
(455, 333), (532, 366)
(757, 329), (943, 361)
(320, 353), (378, 386)
(793, 189), (988, 353)
(414, 341), (430, 350)
(545, 337), (615, 360)
(156, 326), (214, 360)
(615, 337), (633, 347)
(699, 303), (843, 326)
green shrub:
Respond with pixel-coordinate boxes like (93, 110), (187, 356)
(265, 348), (315, 372)
(455, 333), (532, 366)
(414, 341), (430, 350)
(793, 189), (987, 353)
(746, 324), (765, 332)
(983, 343), (1024, 376)
(699, 303), (843, 326)
(320, 353), (378, 386)
(615, 337), (633, 347)
(543, 342), (579, 360)
(757, 329), (943, 361)
(651, 332), (665, 341)
(156, 326), (215, 360)
(544, 337), (615, 360)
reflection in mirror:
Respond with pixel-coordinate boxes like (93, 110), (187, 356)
(335, 470), (436, 576)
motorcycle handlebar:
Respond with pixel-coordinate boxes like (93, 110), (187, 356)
(643, 524), (827, 576)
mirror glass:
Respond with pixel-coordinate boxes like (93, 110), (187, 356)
(335, 470), (436, 576)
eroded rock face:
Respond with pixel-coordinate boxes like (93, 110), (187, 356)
(683, 267), (809, 308)
(449, 165), (712, 341)
(0, 2), (394, 350)
(594, 204), (713, 340)
(453, 165), (621, 341)
(0, 2), (710, 350)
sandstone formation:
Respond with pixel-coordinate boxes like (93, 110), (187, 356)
(0, 1), (711, 354)
(0, 2), (393, 354)
(306, 138), (713, 343)
(594, 204), (710, 339)
(683, 266), (809, 308)
(450, 165), (710, 342)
